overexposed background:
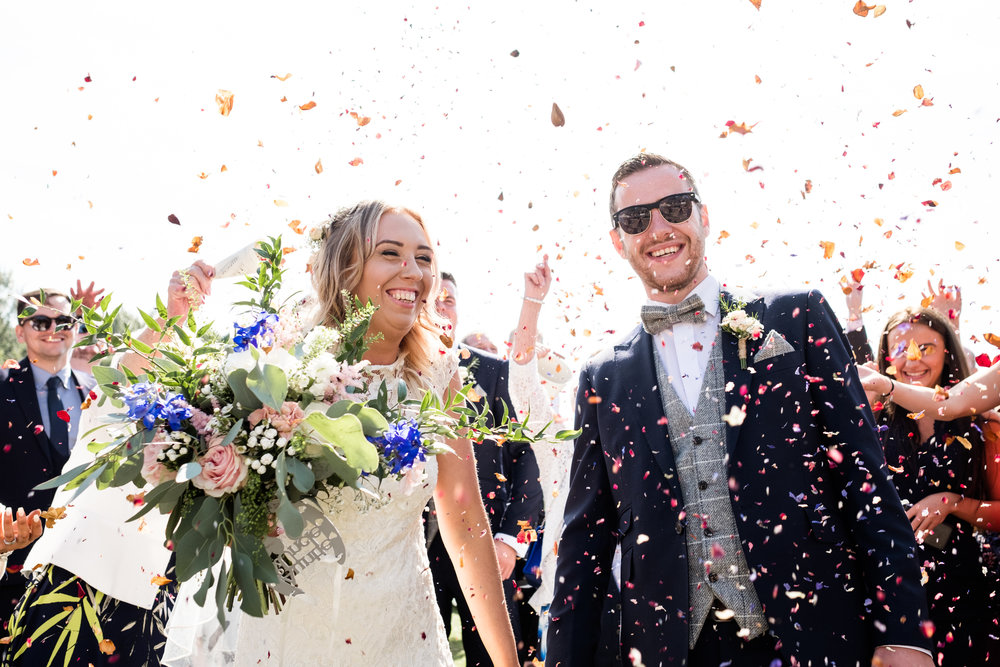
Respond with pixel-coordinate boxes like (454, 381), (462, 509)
(3, 0), (999, 394)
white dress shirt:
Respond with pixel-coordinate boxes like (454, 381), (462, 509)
(648, 275), (721, 414)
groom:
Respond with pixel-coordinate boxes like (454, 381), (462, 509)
(546, 154), (933, 666)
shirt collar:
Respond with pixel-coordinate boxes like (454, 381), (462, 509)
(643, 275), (721, 318)
(30, 363), (73, 389)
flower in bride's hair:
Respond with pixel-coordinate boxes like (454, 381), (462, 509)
(191, 438), (249, 497)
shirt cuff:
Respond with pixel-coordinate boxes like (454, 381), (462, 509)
(495, 533), (528, 559)
(879, 645), (933, 658)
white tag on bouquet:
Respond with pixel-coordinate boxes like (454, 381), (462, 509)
(264, 501), (347, 597)
(213, 241), (263, 280)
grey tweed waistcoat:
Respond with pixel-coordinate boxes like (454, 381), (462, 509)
(652, 330), (768, 648)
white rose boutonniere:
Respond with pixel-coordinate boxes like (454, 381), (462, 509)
(720, 297), (764, 369)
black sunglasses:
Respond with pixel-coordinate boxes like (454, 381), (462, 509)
(612, 192), (700, 235)
(20, 315), (81, 333)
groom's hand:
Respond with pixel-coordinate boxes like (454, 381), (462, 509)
(494, 539), (516, 579)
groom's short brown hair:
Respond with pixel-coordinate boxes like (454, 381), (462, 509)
(609, 153), (700, 219)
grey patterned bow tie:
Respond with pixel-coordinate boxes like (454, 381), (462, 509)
(641, 295), (707, 334)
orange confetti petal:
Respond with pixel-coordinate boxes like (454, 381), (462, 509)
(851, 268), (865, 283)
(983, 333), (1000, 349)
(299, 101), (317, 111)
(215, 90), (234, 116)
(288, 220), (306, 234)
(913, 84), (924, 100)
(748, 0), (762, 9)
(188, 236), (203, 253)
(725, 121), (756, 135)
(906, 339), (922, 361)
(494, 472), (508, 482)
(2, 359), (20, 370)
(274, 199), (289, 207)
(220, 165), (228, 172)
(314, 159), (323, 174)
(272, 73), (293, 81)
(348, 157), (364, 167)
(891, 109), (907, 117)
(754, 75), (762, 84)
(345, 568), (355, 580)
(955, 240), (965, 250)
(22, 258), (39, 266)
(99, 639), (116, 655)
(820, 241), (835, 259)
(949, 167), (962, 174)
(150, 575), (172, 586)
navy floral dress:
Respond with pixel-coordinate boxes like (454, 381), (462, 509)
(881, 420), (999, 664)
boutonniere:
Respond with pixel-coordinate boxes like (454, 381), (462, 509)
(720, 296), (764, 369)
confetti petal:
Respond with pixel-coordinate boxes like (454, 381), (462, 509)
(299, 101), (317, 111)
(215, 90), (234, 116)
(551, 103), (566, 127)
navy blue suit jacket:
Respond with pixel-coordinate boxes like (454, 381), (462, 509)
(462, 348), (544, 538)
(546, 290), (930, 666)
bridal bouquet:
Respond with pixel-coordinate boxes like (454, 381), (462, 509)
(40, 237), (566, 619)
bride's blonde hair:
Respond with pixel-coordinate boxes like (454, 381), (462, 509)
(311, 200), (445, 392)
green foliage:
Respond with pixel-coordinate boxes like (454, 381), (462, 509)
(336, 292), (381, 364)
(0, 270), (25, 361)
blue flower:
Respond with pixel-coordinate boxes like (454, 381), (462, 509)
(233, 312), (280, 353)
(120, 383), (192, 431)
(371, 419), (426, 475)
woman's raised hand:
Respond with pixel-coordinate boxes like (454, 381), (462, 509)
(167, 260), (216, 320)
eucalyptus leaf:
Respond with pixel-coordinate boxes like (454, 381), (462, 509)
(303, 412), (379, 472)
(227, 368), (263, 412)
(176, 461), (203, 483)
(246, 364), (287, 411)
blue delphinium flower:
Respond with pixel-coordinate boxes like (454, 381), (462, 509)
(372, 419), (426, 475)
(122, 383), (161, 429)
(121, 383), (192, 430)
(233, 312), (279, 353)
(160, 394), (193, 431)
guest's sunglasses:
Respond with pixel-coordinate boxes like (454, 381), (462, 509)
(20, 315), (83, 333)
(612, 192), (700, 235)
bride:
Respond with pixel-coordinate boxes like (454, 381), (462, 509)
(224, 201), (518, 665)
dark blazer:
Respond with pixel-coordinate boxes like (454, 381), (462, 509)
(547, 290), (930, 667)
(0, 359), (96, 518)
(462, 348), (544, 537)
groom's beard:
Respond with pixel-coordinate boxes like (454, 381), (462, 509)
(630, 238), (708, 299)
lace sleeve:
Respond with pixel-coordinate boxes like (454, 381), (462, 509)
(509, 357), (554, 431)
(426, 350), (460, 403)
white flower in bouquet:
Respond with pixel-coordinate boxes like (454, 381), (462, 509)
(305, 354), (368, 403)
(302, 326), (341, 360)
(224, 346), (301, 379)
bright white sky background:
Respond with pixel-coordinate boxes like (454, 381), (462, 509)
(2, 1), (999, 388)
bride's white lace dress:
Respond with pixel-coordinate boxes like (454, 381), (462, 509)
(235, 354), (455, 666)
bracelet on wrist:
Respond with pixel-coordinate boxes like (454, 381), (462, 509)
(523, 296), (544, 305)
(886, 378), (896, 395)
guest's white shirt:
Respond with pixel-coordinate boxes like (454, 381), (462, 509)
(648, 275), (721, 413)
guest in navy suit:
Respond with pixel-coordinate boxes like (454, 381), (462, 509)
(0, 289), (97, 625)
(546, 154), (933, 667)
(428, 272), (544, 665)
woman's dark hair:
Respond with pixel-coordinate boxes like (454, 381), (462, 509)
(877, 307), (986, 496)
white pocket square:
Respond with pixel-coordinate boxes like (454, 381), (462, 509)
(753, 330), (796, 363)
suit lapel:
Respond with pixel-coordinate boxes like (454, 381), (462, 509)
(721, 292), (766, 459)
(9, 360), (54, 467)
(623, 330), (683, 500)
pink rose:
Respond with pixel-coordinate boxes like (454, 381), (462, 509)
(141, 439), (177, 486)
(247, 401), (306, 439)
(191, 439), (249, 497)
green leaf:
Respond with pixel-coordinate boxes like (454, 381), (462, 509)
(155, 293), (169, 319)
(130, 337), (153, 355)
(325, 400), (353, 419)
(246, 363), (288, 411)
(172, 325), (192, 347)
(233, 534), (278, 585)
(191, 496), (222, 537)
(175, 526), (225, 582)
(127, 479), (185, 521)
(233, 548), (264, 617)
(355, 406), (389, 437)
(14, 607), (73, 662)
(34, 461), (97, 491)
(555, 428), (582, 440)
(64, 462), (109, 502)
(304, 412), (379, 473)
(214, 559), (229, 629)
(137, 308), (162, 333)
(397, 379), (408, 403)
(220, 419), (244, 448)
(276, 497), (304, 539)
(284, 456), (316, 494)
(91, 365), (127, 390)
(227, 368), (263, 412)
(193, 566), (215, 607)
